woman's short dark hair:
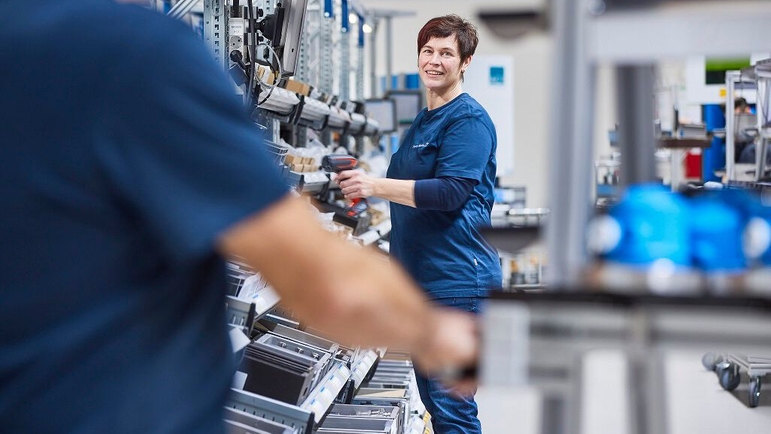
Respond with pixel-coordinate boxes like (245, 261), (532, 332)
(417, 15), (479, 63)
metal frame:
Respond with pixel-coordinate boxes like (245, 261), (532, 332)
(724, 70), (758, 181)
(204, 0), (227, 67)
(482, 292), (771, 434)
(168, 0), (200, 19)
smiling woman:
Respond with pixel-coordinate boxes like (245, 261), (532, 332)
(335, 14), (500, 434)
(416, 15), (478, 109)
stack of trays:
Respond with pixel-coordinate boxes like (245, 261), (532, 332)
(362, 361), (414, 390)
(222, 407), (294, 434)
(256, 86), (300, 116)
(351, 389), (410, 434)
(266, 323), (341, 360)
(238, 333), (333, 405)
(316, 417), (395, 434)
(317, 404), (402, 434)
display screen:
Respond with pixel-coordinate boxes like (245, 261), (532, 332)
(365, 98), (397, 133)
(385, 90), (422, 125)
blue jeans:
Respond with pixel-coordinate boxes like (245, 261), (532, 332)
(415, 296), (483, 434)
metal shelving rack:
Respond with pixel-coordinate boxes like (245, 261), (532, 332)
(193, 3), (376, 431)
(725, 60), (771, 183)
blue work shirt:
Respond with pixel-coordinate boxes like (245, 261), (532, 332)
(0, 1), (288, 433)
(387, 93), (502, 299)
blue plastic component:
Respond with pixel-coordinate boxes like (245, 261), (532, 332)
(405, 73), (421, 89)
(357, 16), (365, 47)
(689, 195), (745, 271)
(702, 104), (725, 182)
(324, 0), (334, 18)
(340, 0), (349, 32)
(605, 184), (692, 266)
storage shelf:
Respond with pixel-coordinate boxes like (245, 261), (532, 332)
(226, 388), (314, 434)
(300, 361), (352, 424)
(228, 360), (354, 431)
(349, 349), (379, 389)
(225, 286), (281, 334)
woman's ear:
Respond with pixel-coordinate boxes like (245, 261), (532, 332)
(462, 56), (473, 72)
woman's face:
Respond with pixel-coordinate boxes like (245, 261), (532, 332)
(418, 35), (470, 93)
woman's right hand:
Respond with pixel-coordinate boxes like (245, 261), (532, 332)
(336, 169), (377, 200)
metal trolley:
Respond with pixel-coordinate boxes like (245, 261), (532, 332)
(704, 352), (771, 408)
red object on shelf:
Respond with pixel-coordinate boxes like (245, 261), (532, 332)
(685, 149), (702, 179)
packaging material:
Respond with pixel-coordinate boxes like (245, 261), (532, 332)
(283, 79), (311, 96)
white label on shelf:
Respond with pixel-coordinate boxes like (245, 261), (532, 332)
(252, 296), (268, 313)
(319, 387), (333, 402)
(232, 371), (248, 390)
(328, 376), (342, 390)
(309, 401), (324, 417)
(229, 326), (251, 353)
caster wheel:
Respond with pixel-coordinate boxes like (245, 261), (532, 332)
(749, 377), (762, 408)
(719, 364), (741, 391)
(702, 352), (723, 372)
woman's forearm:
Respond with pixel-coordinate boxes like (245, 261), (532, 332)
(373, 178), (416, 208)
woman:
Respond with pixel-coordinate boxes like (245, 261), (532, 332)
(337, 14), (501, 434)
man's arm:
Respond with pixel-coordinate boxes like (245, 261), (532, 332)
(216, 195), (477, 374)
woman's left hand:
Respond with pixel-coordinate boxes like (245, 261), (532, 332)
(336, 169), (377, 200)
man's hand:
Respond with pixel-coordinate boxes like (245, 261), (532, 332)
(412, 307), (479, 396)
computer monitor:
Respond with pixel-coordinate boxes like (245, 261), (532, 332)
(257, 0), (308, 77)
(385, 90), (422, 125)
(276, 0), (307, 77)
(365, 98), (397, 133)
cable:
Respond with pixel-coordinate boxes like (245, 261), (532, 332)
(257, 44), (283, 106)
(245, 4), (284, 108)
(245, 0), (257, 107)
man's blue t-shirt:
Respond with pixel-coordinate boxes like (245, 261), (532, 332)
(0, 1), (289, 433)
(387, 93), (502, 299)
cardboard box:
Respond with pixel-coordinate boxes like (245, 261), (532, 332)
(256, 65), (277, 85)
(284, 154), (303, 165)
(283, 79), (310, 96)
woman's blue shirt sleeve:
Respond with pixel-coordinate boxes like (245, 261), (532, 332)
(414, 177), (477, 211)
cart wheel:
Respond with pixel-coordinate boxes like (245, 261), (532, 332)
(749, 377), (762, 408)
(702, 352), (723, 371)
(715, 361), (730, 377)
(719, 364), (741, 391)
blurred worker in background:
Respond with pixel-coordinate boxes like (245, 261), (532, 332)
(730, 97), (769, 165)
(0, 1), (477, 433)
(735, 97), (753, 115)
(337, 14), (501, 434)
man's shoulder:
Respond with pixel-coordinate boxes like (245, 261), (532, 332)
(47, 1), (200, 69)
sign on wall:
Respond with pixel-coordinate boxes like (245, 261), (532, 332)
(463, 55), (515, 178)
